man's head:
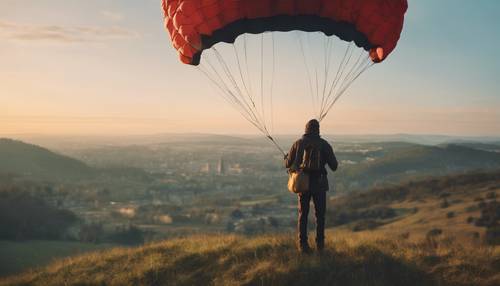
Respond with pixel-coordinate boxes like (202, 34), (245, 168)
(305, 119), (320, 136)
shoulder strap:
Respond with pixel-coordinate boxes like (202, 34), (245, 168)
(293, 140), (305, 170)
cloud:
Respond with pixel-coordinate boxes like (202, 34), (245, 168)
(0, 20), (138, 43)
(100, 10), (125, 22)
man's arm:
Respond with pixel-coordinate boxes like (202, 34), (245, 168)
(284, 141), (299, 169)
(325, 143), (338, 171)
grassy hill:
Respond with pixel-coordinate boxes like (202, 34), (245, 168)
(1, 232), (498, 286)
(0, 139), (95, 181)
(2, 172), (500, 286)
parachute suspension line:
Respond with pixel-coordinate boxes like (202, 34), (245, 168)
(320, 36), (335, 120)
(321, 42), (354, 116)
(319, 49), (373, 121)
(257, 32), (284, 156)
(231, 39), (268, 136)
(196, 64), (258, 130)
(233, 41), (252, 106)
(260, 33), (266, 133)
(269, 33), (276, 135)
(320, 60), (372, 121)
(316, 37), (334, 120)
(307, 33), (320, 114)
(210, 47), (262, 126)
(203, 49), (266, 134)
(200, 57), (259, 128)
(232, 37), (266, 129)
(296, 32), (317, 118)
(243, 34), (254, 106)
(196, 37), (285, 156)
(320, 37), (329, 117)
(318, 42), (354, 119)
(240, 33), (283, 156)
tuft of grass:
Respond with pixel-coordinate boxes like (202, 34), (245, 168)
(1, 231), (499, 286)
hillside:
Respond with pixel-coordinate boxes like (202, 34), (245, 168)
(1, 232), (499, 286)
(338, 144), (500, 188)
(328, 171), (500, 244)
(450, 142), (500, 153)
(0, 138), (95, 181)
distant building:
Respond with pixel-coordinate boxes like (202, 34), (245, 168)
(200, 162), (210, 174)
(217, 157), (226, 175)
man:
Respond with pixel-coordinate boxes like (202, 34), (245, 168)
(285, 119), (338, 253)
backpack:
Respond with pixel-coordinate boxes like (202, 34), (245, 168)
(301, 141), (322, 172)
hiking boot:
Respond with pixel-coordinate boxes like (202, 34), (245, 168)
(316, 241), (325, 253)
(298, 243), (312, 254)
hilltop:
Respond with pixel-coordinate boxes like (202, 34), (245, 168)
(0, 139), (95, 181)
(1, 232), (499, 286)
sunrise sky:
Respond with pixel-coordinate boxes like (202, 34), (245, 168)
(1, 0), (499, 137)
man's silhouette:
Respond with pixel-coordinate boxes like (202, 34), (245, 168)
(285, 119), (338, 253)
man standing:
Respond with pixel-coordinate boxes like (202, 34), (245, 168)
(285, 119), (338, 253)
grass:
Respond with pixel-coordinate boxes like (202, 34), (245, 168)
(1, 230), (499, 286)
(328, 171), (500, 243)
(0, 240), (115, 277)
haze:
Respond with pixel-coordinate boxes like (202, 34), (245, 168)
(1, 0), (499, 136)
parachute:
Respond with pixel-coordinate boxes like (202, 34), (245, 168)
(162, 0), (408, 154)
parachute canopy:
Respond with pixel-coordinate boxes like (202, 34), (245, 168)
(162, 0), (408, 65)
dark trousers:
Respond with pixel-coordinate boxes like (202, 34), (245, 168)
(298, 191), (326, 246)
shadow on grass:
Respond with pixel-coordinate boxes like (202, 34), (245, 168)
(137, 242), (436, 286)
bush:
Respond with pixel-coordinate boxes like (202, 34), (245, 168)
(485, 226), (500, 245)
(328, 207), (397, 227)
(426, 228), (442, 238)
(440, 199), (450, 209)
(439, 192), (451, 199)
(466, 216), (475, 224)
(230, 209), (244, 219)
(108, 225), (145, 245)
(474, 201), (499, 227)
(352, 220), (382, 232)
(79, 222), (104, 243)
(446, 212), (455, 219)
(0, 190), (78, 240)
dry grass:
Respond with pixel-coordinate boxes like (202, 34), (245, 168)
(1, 230), (499, 286)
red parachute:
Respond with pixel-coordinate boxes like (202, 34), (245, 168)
(162, 0), (408, 154)
(163, 0), (407, 65)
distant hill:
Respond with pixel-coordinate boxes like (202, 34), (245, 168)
(0, 138), (95, 181)
(338, 144), (500, 189)
(448, 142), (500, 153)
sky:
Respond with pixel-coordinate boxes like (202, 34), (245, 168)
(1, 0), (499, 137)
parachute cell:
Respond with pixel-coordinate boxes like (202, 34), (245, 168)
(162, 0), (408, 65)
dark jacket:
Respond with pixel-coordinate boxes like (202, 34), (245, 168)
(285, 134), (338, 192)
